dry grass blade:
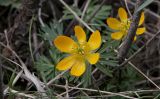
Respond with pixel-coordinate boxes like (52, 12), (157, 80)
(59, 0), (94, 32)
(128, 62), (160, 89)
(47, 70), (67, 86)
(115, 49), (160, 90)
(54, 84), (138, 99)
(0, 42), (46, 95)
(5, 88), (35, 99)
(119, 30), (160, 67)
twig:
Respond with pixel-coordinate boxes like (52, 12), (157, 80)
(0, 57), (3, 99)
(0, 54), (22, 68)
(68, 89), (160, 98)
(54, 84), (138, 99)
(0, 31), (44, 92)
(12, 70), (23, 86)
(81, 0), (91, 20)
(118, 0), (145, 63)
(33, 41), (44, 55)
(92, 68), (98, 75)
(119, 30), (160, 67)
(57, 82), (82, 97)
(128, 1), (160, 20)
(145, 31), (160, 39)
(124, 0), (132, 17)
(0, 42), (45, 93)
(5, 88), (35, 99)
(38, 0), (45, 27)
(1, 64), (30, 82)
(128, 61), (160, 89)
(4, 70), (25, 98)
(4, 30), (9, 46)
(65, 79), (69, 98)
(47, 70), (67, 86)
(80, 90), (89, 97)
(135, 76), (160, 86)
(33, 25), (39, 59)
(29, 16), (35, 63)
(114, 49), (160, 90)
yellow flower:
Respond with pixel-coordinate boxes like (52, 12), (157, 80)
(106, 7), (145, 40)
(54, 26), (101, 77)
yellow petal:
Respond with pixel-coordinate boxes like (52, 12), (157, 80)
(118, 7), (128, 21)
(86, 53), (100, 64)
(136, 27), (145, 35)
(56, 55), (75, 70)
(107, 18), (121, 30)
(139, 12), (145, 26)
(134, 36), (137, 41)
(111, 32), (124, 40)
(74, 25), (86, 43)
(87, 30), (101, 50)
(70, 60), (86, 77)
(54, 36), (76, 53)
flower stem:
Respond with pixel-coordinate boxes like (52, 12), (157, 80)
(118, 0), (145, 63)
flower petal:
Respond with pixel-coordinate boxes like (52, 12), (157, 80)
(134, 36), (137, 41)
(111, 32), (124, 40)
(107, 18), (121, 30)
(136, 27), (145, 35)
(139, 12), (145, 26)
(54, 36), (76, 53)
(86, 53), (100, 64)
(87, 30), (101, 50)
(56, 55), (75, 71)
(70, 60), (86, 77)
(118, 7), (128, 21)
(74, 25), (86, 43)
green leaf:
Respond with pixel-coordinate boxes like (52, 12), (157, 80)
(35, 56), (56, 81)
(8, 70), (16, 88)
(40, 20), (63, 43)
(100, 60), (118, 67)
(98, 43), (108, 53)
(137, 0), (154, 12)
(0, 0), (21, 8)
(82, 64), (92, 87)
(68, 76), (76, 82)
(100, 51), (116, 59)
(95, 63), (113, 77)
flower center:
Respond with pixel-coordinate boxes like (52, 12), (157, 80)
(71, 42), (90, 58)
(120, 20), (131, 35)
(77, 47), (85, 55)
